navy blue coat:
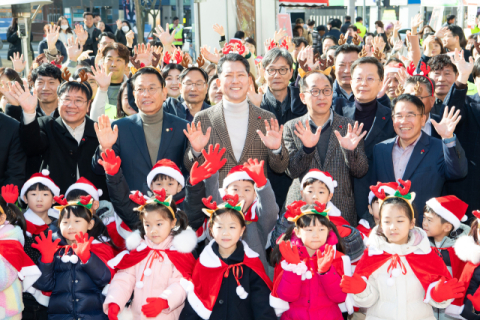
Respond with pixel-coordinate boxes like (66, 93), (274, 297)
(372, 133), (468, 225)
(37, 39), (67, 59)
(163, 97), (211, 121)
(34, 238), (111, 320)
(92, 111), (189, 194)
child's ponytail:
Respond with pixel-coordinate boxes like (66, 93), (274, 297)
(171, 209), (189, 236)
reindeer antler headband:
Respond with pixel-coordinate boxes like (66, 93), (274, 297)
(54, 195), (94, 216)
(406, 62), (434, 97)
(59, 69), (90, 92)
(202, 194), (245, 220)
(283, 200), (330, 223)
(370, 179), (416, 215)
(129, 189), (175, 218)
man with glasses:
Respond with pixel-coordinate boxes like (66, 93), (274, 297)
(333, 57), (396, 224)
(283, 71), (368, 225)
(13, 79), (108, 197)
(372, 94), (467, 225)
(92, 67), (189, 195)
(163, 67), (210, 121)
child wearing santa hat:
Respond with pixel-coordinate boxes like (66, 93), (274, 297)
(0, 185), (42, 320)
(20, 170), (61, 315)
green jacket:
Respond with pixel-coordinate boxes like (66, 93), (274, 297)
(355, 22), (367, 38)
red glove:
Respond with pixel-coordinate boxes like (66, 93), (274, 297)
(317, 244), (335, 274)
(1, 184), (18, 204)
(72, 231), (94, 264)
(31, 230), (61, 263)
(141, 297), (169, 317)
(242, 158), (267, 188)
(337, 225), (352, 237)
(467, 288), (480, 311)
(431, 277), (465, 302)
(340, 273), (367, 294)
(98, 149), (121, 176)
(279, 241), (301, 264)
(202, 144), (227, 174)
(107, 303), (120, 320)
(190, 161), (214, 186)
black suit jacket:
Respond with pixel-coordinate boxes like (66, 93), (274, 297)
(83, 28), (102, 56)
(0, 113), (26, 188)
(19, 116), (108, 199)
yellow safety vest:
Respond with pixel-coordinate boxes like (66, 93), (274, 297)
(169, 24), (184, 45)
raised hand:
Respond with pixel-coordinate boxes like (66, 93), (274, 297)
(31, 230), (61, 263)
(212, 24), (225, 36)
(153, 24), (174, 45)
(317, 244), (335, 274)
(340, 273), (367, 294)
(410, 14), (423, 35)
(435, 26), (449, 39)
(134, 43), (153, 67)
(392, 39), (403, 52)
(377, 77), (392, 99)
(77, 50), (93, 61)
(190, 161), (215, 186)
(92, 64), (113, 92)
(395, 67), (410, 87)
(200, 46), (220, 64)
(452, 48), (474, 84)
(430, 277), (465, 302)
(98, 148), (122, 176)
(74, 24), (88, 45)
(183, 121), (211, 153)
(66, 37), (83, 62)
(274, 29), (288, 42)
(431, 106), (461, 140)
(294, 119), (321, 148)
(10, 52), (26, 73)
(94, 114), (119, 151)
(72, 231), (93, 263)
(393, 21), (402, 33)
(46, 24), (61, 50)
(1, 185), (18, 204)
(0, 81), (20, 106)
(107, 303), (120, 320)
(202, 143), (227, 173)
(467, 288), (480, 311)
(372, 36), (386, 54)
(242, 158), (267, 188)
(334, 122), (367, 150)
(141, 297), (169, 317)
(257, 118), (284, 150)
(125, 30), (135, 47)
(279, 241), (301, 264)
(9, 80), (37, 114)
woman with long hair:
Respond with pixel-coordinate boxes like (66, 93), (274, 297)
(56, 16), (75, 45)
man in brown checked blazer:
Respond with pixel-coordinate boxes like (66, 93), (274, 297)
(284, 71), (369, 225)
(183, 53), (289, 183)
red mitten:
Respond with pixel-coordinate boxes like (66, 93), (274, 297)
(279, 241), (301, 264)
(242, 158), (267, 188)
(467, 288), (480, 311)
(141, 297), (169, 317)
(340, 273), (367, 294)
(72, 232), (93, 264)
(107, 303), (120, 320)
(98, 149), (122, 176)
(31, 230), (61, 263)
(190, 161), (214, 186)
(431, 277), (465, 302)
(317, 244), (335, 274)
(202, 144), (227, 173)
(1, 184), (18, 204)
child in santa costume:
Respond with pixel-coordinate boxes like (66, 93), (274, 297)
(340, 179), (465, 320)
(269, 201), (354, 319)
(272, 169), (365, 263)
(179, 195), (277, 320)
(31, 195), (115, 320)
(19, 170), (61, 316)
(0, 184), (42, 320)
(105, 188), (197, 320)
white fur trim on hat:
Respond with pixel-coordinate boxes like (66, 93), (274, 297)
(222, 171), (252, 189)
(426, 198), (465, 231)
(147, 166), (185, 188)
(300, 171), (337, 193)
(20, 172), (60, 201)
(65, 183), (102, 201)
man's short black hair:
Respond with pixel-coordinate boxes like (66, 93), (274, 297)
(161, 63), (184, 80)
(31, 63), (62, 83)
(307, 19), (315, 27)
(234, 31), (245, 39)
(99, 32), (116, 42)
(323, 35), (338, 45)
(83, 12), (93, 18)
(331, 19), (342, 29)
(57, 81), (92, 102)
(316, 25), (326, 32)
(365, 32), (375, 38)
(217, 53), (249, 75)
(447, 25), (466, 47)
(447, 14), (456, 21)
(473, 57), (480, 79)
(334, 44), (360, 58)
(385, 57), (404, 67)
(173, 17), (179, 21)
(348, 25), (358, 32)
(293, 37), (308, 48)
(427, 54), (458, 74)
(392, 94), (425, 115)
(179, 67), (209, 83)
(356, 17), (363, 22)
(299, 71), (333, 92)
(345, 16), (351, 22)
(92, 13), (98, 18)
(351, 57), (384, 81)
(131, 67), (165, 88)
(262, 47), (293, 69)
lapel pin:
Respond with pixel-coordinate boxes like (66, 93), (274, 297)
(166, 128), (170, 132)
(382, 117), (386, 120)
(421, 149), (425, 154)
(339, 125), (343, 129)
(258, 116), (261, 119)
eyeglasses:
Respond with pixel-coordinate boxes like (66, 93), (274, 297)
(352, 77), (380, 84)
(60, 98), (87, 107)
(303, 88), (333, 97)
(266, 67), (290, 75)
(134, 87), (161, 95)
(392, 113), (424, 120)
(183, 82), (206, 89)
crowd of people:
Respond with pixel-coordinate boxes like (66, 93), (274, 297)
(1, 10), (480, 320)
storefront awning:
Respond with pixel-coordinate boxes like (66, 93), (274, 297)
(279, 0), (329, 6)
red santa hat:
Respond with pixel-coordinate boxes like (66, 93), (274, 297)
(368, 182), (398, 205)
(146, 159), (185, 188)
(426, 195), (468, 231)
(20, 170), (60, 201)
(300, 169), (337, 193)
(65, 177), (103, 201)
(222, 165), (253, 189)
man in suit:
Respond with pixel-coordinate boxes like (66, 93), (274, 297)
(12, 79), (108, 199)
(283, 71), (369, 225)
(372, 94), (468, 225)
(183, 53), (289, 183)
(0, 113), (26, 188)
(93, 67), (189, 195)
(82, 12), (102, 56)
(333, 56), (396, 223)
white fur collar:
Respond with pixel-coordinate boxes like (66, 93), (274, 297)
(454, 235), (480, 264)
(125, 228), (197, 254)
(199, 239), (259, 268)
(326, 202), (341, 217)
(24, 208), (59, 226)
(367, 226), (431, 256)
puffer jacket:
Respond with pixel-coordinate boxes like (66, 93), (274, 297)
(354, 227), (452, 320)
(34, 235), (113, 320)
(276, 231), (347, 320)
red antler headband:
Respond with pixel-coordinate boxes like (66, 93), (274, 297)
(202, 194), (245, 220)
(372, 179), (416, 215)
(406, 62), (434, 97)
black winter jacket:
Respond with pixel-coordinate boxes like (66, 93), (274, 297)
(461, 265), (480, 319)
